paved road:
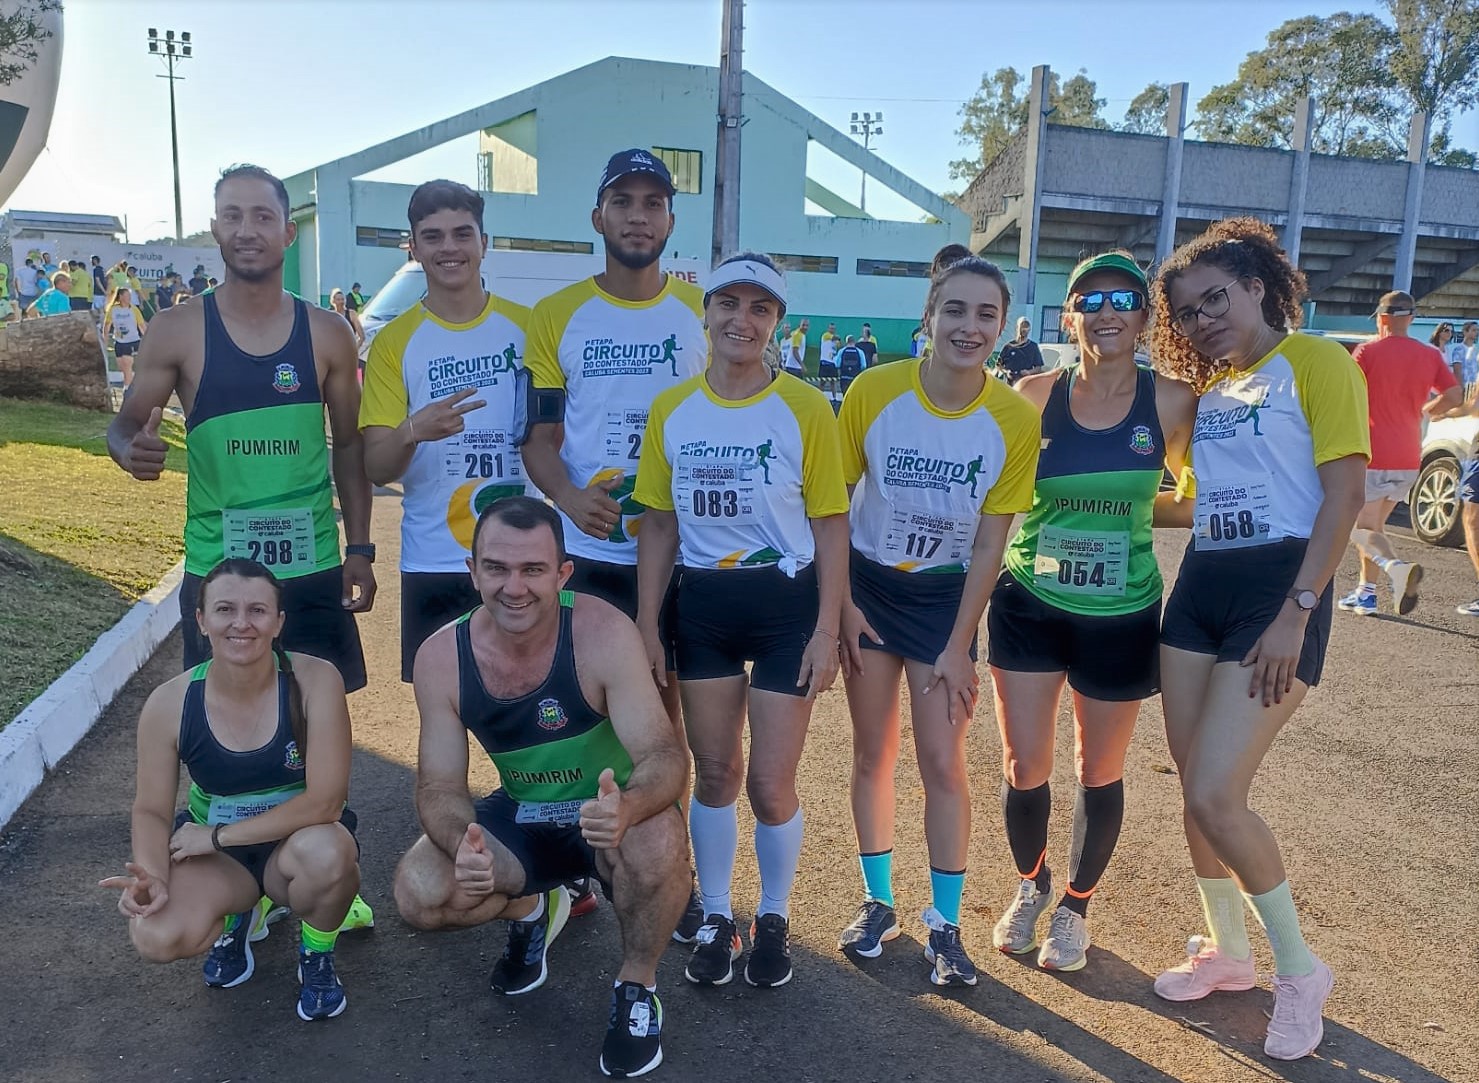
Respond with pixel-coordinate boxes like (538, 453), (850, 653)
(2, 489), (1473, 1083)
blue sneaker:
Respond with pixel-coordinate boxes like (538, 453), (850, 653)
(490, 887), (570, 996)
(296, 949), (348, 1020)
(1336, 588), (1376, 616)
(202, 910), (256, 988)
(923, 907), (978, 986)
(1458, 599), (1479, 618)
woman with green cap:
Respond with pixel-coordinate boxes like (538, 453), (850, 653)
(984, 249), (1196, 972)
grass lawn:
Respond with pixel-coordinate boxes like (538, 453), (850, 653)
(0, 397), (187, 725)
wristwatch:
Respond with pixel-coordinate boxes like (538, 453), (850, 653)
(345, 543), (377, 563)
(1287, 588), (1319, 612)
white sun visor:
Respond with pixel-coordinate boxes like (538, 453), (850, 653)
(703, 259), (788, 316)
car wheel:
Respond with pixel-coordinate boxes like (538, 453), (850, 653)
(1411, 453), (1464, 547)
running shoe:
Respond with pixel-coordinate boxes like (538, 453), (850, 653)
(922, 907), (977, 987)
(248, 896), (289, 944)
(1037, 906), (1090, 972)
(838, 900), (901, 959)
(296, 949), (348, 1021)
(1457, 599), (1479, 618)
(568, 878), (600, 919)
(490, 887), (571, 996)
(1264, 957), (1334, 1060)
(337, 894), (376, 934)
(1388, 561), (1423, 616)
(599, 981), (664, 1078)
(202, 909), (256, 988)
(1336, 588), (1377, 616)
(745, 914), (793, 988)
(993, 878), (1052, 955)
(1152, 935), (1257, 1002)
(671, 887), (704, 944)
(684, 914), (742, 985)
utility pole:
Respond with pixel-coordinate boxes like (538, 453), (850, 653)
(712, 0), (743, 266)
(147, 28), (192, 242)
(850, 111), (882, 215)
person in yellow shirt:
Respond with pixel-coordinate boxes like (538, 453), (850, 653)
(67, 260), (94, 311)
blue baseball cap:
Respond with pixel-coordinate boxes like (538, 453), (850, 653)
(597, 149), (675, 204)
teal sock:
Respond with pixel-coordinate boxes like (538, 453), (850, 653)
(1244, 881), (1314, 977)
(929, 867), (966, 926)
(300, 921), (339, 955)
(859, 850), (894, 907)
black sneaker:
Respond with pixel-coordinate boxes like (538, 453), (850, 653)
(745, 914), (793, 988)
(838, 900), (901, 959)
(924, 908), (978, 987)
(683, 914), (741, 985)
(671, 888), (704, 944)
(490, 888), (570, 995)
(599, 982), (663, 1078)
(202, 910), (256, 988)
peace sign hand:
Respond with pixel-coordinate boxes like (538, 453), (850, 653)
(98, 862), (169, 918)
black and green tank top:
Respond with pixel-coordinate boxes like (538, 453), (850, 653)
(183, 293), (339, 578)
(179, 659), (307, 826)
(457, 591), (634, 807)
(1004, 365), (1165, 616)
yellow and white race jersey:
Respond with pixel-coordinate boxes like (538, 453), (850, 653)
(525, 275), (706, 564)
(360, 294), (530, 572)
(1190, 333), (1369, 551)
(635, 372), (850, 572)
(841, 360), (1039, 572)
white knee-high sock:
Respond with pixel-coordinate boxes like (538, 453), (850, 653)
(754, 807), (804, 920)
(689, 798), (737, 919)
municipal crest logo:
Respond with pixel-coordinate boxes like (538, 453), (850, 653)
(272, 363), (301, 395)
(283, 740), (304, 771)
(536, 697), (568, 732)
(1129, 425), (1156, 456)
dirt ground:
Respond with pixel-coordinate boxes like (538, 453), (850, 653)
(1, 489), (1474, 1083)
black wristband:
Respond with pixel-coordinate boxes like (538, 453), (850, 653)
(211, 824), (225, 852)
(345, 543), (376, 562)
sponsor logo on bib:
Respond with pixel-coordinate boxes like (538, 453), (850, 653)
(536, 697), (569, 732)
(1129, 425), (1157, 456)
(272, 363), (301, 395)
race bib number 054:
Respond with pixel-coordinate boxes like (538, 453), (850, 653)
(1033, 526), (1129, 596)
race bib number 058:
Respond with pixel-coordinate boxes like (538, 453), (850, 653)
(1195, 474), (1273, 551)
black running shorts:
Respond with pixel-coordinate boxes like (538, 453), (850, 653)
(1160, 538), (1332, 688)
(400, 571), (482, 682)
(675, 563), (818, 696)
(565, 555), (681, 672)
(474, 789), (603, 897)
(850, 551), (973, 664)
(174, 809), (359, 895)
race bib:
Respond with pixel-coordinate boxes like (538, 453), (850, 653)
(445, 428), (520, 483)
(603, 408), (649, 466)
(676, 457), (762, 526)
(222, 507), (315, 573)
(207, 787), (300, 825)
(881, 501), (977, 567)
(1033, 525), (1129, 596)
(1195, 474), (1274, 551)
(514, 799), (585, 827)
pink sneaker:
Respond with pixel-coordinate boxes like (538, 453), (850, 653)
(1264, 957), (1333, 1060)
(1153, 935), (1257, 1002)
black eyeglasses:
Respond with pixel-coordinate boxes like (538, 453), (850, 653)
(1172, 278), (1241, 336)
(1071, 289), (1145, 314)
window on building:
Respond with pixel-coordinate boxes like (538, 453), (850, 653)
(490, 236), (595, 254)
(356, 226), (410, 249)
(651, 147), (702, 195)
(771, 253), (839, 274)
(856, 258), (931, 278)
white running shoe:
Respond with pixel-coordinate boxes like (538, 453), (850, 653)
(1387, 561), (1422, 615)
(1037, 906), (1089, 971)
(993, 879), (1052, 955)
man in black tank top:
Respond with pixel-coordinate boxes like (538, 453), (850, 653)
(393, 497), (690, 1079)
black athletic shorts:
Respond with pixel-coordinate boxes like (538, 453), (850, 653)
(475, 789), (605, 897)
(565, 555), (681, 672)
(113, 339), (139, 357)
(987, 572), (1161, 701)
(850, 551), (973, 664)
(818, 361), (839, 379)
(180, 565), (367, 693)
(1160, 538), (1332, 688)
(173, 808), (359, 896)
(675, 563), (818, 696)
(69, 297), (91, 311)
(400, 571), (481, 682)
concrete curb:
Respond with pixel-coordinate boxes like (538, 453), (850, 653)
(0, 561), (184, 829)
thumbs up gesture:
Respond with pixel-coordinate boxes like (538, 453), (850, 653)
(454, 822), (497, 897)
(579, 768), (626, 850)
(125, 406), (169, 481)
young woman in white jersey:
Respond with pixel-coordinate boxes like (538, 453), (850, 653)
(104, 286), (148, 387)
(635, 253), (850, 990)
(1150, 218), (1368, 1061)
(837, 247), (1040, 986)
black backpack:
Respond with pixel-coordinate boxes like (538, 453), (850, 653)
(837, 345), (864, 377)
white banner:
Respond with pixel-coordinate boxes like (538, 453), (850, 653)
(10, 235), (225, 293)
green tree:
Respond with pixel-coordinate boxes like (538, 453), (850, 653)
(1385, 0), (1479, 165)
(1121, 83), (1170, 135)
(949, 67), (1108, 182)
(0, 0), (59, 87)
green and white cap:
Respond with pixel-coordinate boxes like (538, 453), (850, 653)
(1066, 251), (1149, 294)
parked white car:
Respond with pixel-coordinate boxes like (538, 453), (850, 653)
(1413, 412), (1478, 547)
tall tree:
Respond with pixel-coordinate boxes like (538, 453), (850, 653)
(0, 0), (59, 87)
(1385, 0), (1479, 165)
(1121, 83), (1170, 135)
(949, 67), (1108, 182)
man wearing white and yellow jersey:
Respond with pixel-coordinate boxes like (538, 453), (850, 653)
(359, 180), (531, 682)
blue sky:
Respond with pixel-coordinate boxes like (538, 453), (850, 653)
(7, 0), (1474, 237)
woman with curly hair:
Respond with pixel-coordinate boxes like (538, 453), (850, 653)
(1148, 218), (1368, 1060)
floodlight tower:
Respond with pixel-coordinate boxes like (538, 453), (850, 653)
(147, 28), (193, 242)
(850, 111), (883, 215)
